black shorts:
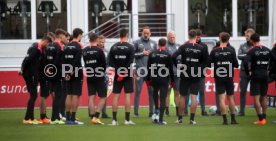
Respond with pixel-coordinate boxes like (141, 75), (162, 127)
(250, 79), (268, 96)
(215, 79), (234, 95)
(65, 79), (83, 96)
(113, 77), (133, 94)
(179, 78), (200, 96)
(88, 79), (107, 98)
(40, 80), (50, 98)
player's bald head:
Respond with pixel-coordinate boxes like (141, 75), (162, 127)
(167, 31), (176, 44)
(167, 31), (175, 37)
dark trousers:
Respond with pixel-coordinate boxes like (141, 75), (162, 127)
(153, 83), (168, 122)
(239, 70), (250, 113)
(59, 80), (66, 117)
(134, 76), (154, 114)
(24, 76), (38, 120)
(50, 79), (63, 121)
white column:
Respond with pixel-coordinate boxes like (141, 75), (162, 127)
(171, 0), (186, 43)
(274, 0), (276, 43)
(166, 0), (172, 33)
(270, 0), (276, 47)
(132, 0), (139, 40)
(70, 0), (86, 32)
(232, 0), (238, 39)
(31, 0), (36, 41)
(84, 0), (89, 34)
(67, 0), (72, 33)
(184, 0), (188, 42)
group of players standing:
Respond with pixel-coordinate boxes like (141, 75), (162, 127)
(20, 26), (276, 126)
(20, 28), (109, 125)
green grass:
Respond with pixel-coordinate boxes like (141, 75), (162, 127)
(0, 107), (276, 141)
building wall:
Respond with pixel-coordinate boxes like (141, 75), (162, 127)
(0, 0), (275, 59)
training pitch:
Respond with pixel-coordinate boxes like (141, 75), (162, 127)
(0, 107), (275, 141)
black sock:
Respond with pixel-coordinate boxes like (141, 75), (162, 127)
(231, 114), (236, 121)
(258, 114), (263, 121)
(178, 115), (183, 121)
(125, 112), (130, 121)
(223, 114), (228, 123)
(40, 114), (46, 119)
(165, 107), (169, 111)
(176, 107), (179, 116)
(90, 114), (94, 119)
(160, 108), (165, 122)
(66, 112), (71, 121)
(112, 112), (117, 121)
(71, 112), (76, 121)
(94, 112), (100, 118)
(263, 114), (266, 119)
(190, 113), (195, 121)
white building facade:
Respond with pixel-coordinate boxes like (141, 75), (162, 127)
(0, 0), (275, 66)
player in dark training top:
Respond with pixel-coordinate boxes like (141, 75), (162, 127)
(108, 29), (135, 126)
(209, 32), (239, 125)
(246, 33), (276, 125)
(20, 35), (51, 124)
(63, 28), (84, 125)
(45, 29), (67, 124)
(37, 32), (56, 124)
(184, 29), (210, 116)
(172, 29), (207, 125)
(83, 33), (107, 125)
(97, 35), (110, 119)
(146, 38), (175, 125)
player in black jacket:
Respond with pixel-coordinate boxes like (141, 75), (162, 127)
(60, 32), (70, 120)
(246, 33), (276, 125)
(63, 28), (84, 125)
(146, 38), (174, 125)
(45, 28), (67, 124)
(209, 32), (239, 125)
(211, 42), (235, 116)
(108, 29), (135, 126)
(83, 33), (107, 125)
(172, 29), (207, 125)
(38, 32), (57, 124)
(97, 35), (110, 119)
(19, 35), (51, 124)
(195, 29), (209, 116)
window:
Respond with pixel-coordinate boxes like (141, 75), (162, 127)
(138, 0), (166, 13)
(36, 0), (68, 39)
(188, 0), (232, 37)
(0, 0), (32, 39)
(88, 0), (131, 31)
(138, 0), (167, 36)
(238, 0), (268, 36)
